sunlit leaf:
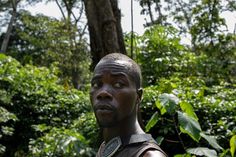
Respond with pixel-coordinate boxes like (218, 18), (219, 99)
(200, 132), (223, 150)
(230, 135), (236, 157)
(187, 147), (217, 157)
(178, 111), (201, 141)
(0, 107), (18, 123)
(145, 112), (159, 132)
(156, 93), (179, 115)
(0, 144), (6, 154)
(180, 101), (198, 120)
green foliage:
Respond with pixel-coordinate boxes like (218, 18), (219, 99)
(128, 24), (236, 156)
(133, 25), (185, 85)
(131, 25), (236, 86)
(141, 78), (235, 156)
(0, 54), (95, 156)
(5, 10), (91, 88)
(190, 0), (226, 45)
(28, 127), (95, 157)
(141, 81), (235, 156)
(72, 112), (100, 149)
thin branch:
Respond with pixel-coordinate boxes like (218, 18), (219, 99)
(55, 0), (66, 20)
(173, 115), (186, 150)
(79, 24), (88, 41)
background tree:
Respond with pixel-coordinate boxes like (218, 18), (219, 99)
(1, 0), (91, 89)
(0, 0), (40, 53)
(51, 0), (90, 88)
(137, 0), (236, 49)
(0, 0), (20, 53)
(83, 0), (126, 69)
(139, 0), (168, 26)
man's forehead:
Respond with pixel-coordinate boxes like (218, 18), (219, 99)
(95, 59), (133, 72)
(93, 60), (135, 78)
(96, 59), (132, 68)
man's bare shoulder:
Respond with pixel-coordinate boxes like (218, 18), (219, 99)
(142, 150), (167, 157)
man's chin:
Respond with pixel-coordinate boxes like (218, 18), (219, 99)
(98, 121), (117, 128)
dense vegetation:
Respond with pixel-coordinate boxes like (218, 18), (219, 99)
(0, 0), (236, 156)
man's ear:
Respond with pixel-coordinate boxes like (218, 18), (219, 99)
(137, 88), (143, 104)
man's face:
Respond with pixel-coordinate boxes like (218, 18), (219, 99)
(90, 60), (139, 128)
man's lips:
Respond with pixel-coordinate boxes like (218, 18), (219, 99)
(94, 103), (114, 112)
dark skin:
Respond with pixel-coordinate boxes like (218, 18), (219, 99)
(90, 59), (165, 157)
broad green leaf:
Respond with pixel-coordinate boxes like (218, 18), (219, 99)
(180, 101), (198, 120)
(200, 132), (223, 150)
(156, 93), (179, 115)
(156, 101), (167, 115)
(178, 111), (201, 142)
(145, 112), (159, 132)
(187, 147), (217, 157)
(230, 135), (236, 157)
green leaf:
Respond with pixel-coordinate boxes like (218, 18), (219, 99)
(230, 135), (236, 157)
(156, 93), (180, 115)
(178, 111), (201, 142)
(155, 136), (164, 145)
(0, 107), (18, 123)
(180, 101), (198, 120)
(200, 132), (223, 150)
(32, 124), (50, 132)
(156, 101), (167, 115)
(145, 112), (159, 132)
(0, 90), (12, 104)
(0, 144), (6, 154)
(1, 126), (14, 136)
(187, 147), (217, 157)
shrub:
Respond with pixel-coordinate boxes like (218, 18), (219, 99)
(141, 77), (236, 156)
(0, 54), (95, 156)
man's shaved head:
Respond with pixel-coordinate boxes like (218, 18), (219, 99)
(94, 53), (142, 89)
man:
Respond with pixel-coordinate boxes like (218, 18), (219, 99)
(90, 53), (167, 157)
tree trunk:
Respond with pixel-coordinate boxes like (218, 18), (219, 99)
(83, 0), (126, 69)
(1, 0), (18, 53)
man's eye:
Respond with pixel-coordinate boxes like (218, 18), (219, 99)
(113, 82), (123, 88)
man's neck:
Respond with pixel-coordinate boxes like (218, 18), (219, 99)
(102, 118), (145, 143)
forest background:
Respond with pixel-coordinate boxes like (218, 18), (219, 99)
(0, 0), (236, 156)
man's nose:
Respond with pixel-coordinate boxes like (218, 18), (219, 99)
(97, 86), (112, 100)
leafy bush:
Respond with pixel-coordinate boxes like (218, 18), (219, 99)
(132, 25), (236, 156)
(72, 112), (100, 149)
(27, 126), (95, 157)
(0, 54), (95, 156)
(128, 25), (236, 87)
(134, 25), (185, 85)
(140, 77), (236, 157)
